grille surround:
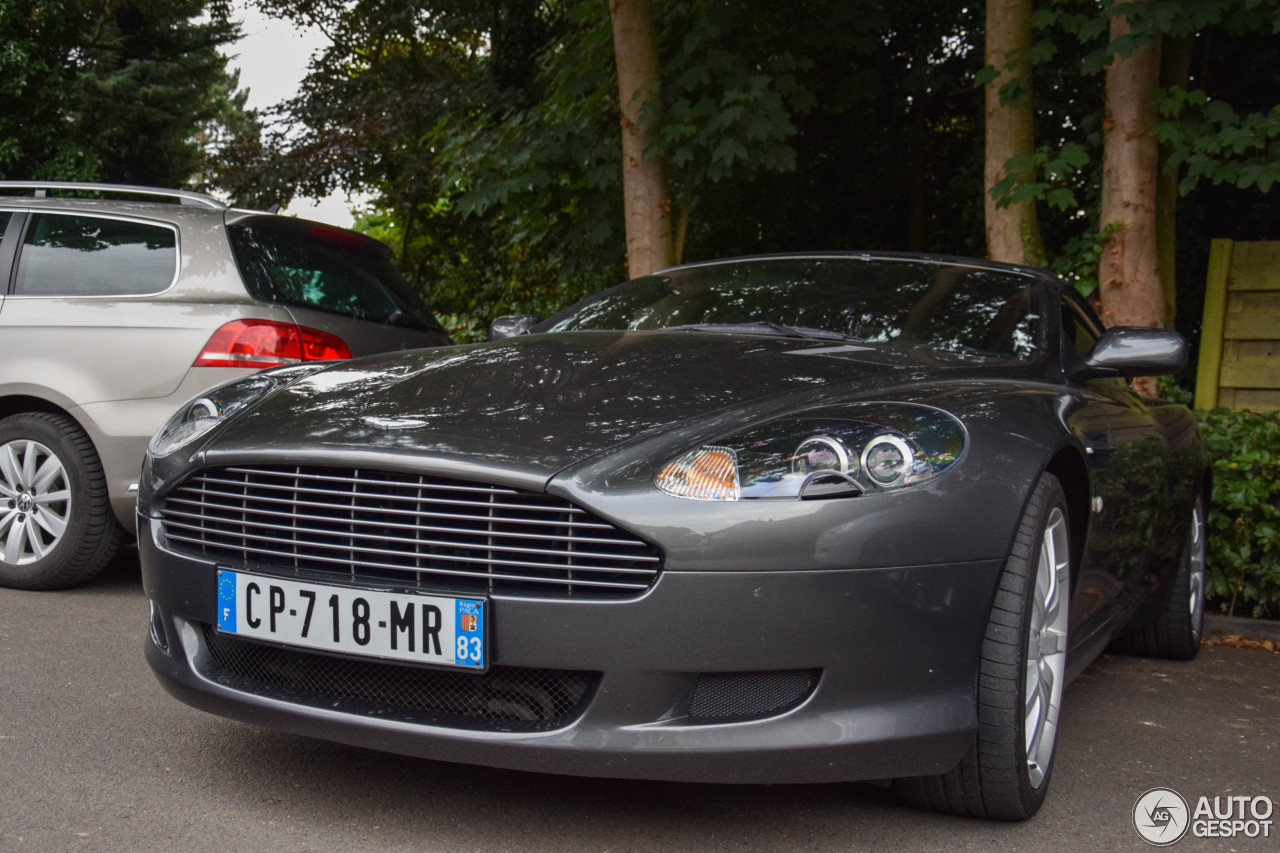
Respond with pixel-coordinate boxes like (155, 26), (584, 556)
(198, 623), (597, 731)
(159, 465), (662, 598)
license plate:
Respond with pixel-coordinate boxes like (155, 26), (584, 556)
(215, 570), (486, 670)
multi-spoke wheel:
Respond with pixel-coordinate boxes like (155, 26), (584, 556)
(897, 471), (1070, 820)
(1024, 503), (1069, 790)
(0, 413), (121, 590)
(1113, 492), (1207, 661)
(0, 437), (72, 564)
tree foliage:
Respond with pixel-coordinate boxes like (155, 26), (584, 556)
(227, 0), (1276, 344)
(247, 0), (989, 325)
(0, 0), (250, 188)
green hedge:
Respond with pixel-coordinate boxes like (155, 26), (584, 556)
(1199, 408), (1280, 619)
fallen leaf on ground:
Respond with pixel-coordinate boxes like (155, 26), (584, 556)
(1212, 634), (1278, 652)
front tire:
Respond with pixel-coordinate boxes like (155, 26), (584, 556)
(0, 412), (121, 590)
(897, 472), (1070, 820)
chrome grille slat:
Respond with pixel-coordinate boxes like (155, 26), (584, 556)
(161, 517), (660, 571)
(163, 533), (650, 589)
(159, 465), (662, 599)
(162, 499), (650, 546)
(222, 466), (522, 496)
(190, 475), (588, 514)
(165, 489), (616, 530)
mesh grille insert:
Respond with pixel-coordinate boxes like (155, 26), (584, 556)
(159, 465), (661, 598)
(200, 624), (597, 731)
(688, 670), (820, 723)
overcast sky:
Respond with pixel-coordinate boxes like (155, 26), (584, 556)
(222, 4), (361, 226)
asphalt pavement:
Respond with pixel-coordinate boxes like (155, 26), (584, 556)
(1, 547), (1277, 853)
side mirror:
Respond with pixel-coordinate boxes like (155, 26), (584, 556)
(1074, 327), (1188, 379)
(488, 314), (539, 341)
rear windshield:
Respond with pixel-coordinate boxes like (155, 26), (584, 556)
(228, 218), (442, 330)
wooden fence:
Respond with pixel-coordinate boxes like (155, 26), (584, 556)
(1194, 239), (1280, 412)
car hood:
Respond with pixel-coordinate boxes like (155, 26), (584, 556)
(204, 331), (981, 482)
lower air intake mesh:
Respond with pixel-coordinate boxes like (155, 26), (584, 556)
(688, 669), (821, 723)
(199, 624), (596, 732)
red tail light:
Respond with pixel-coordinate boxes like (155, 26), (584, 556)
(309, 225), (369, 248)
(193, 320), (352, 369)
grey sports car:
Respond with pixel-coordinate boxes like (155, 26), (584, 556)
(139, 253), (1209, 820)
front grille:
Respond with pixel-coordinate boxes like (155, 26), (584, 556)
(160, 465), (661, 598)
(688, 670), (821, 723)
(201, 624), (597, 731)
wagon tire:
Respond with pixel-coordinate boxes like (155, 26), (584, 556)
(1111, 492), (1206, 661)
(0, 412), (121, 590)
(895, 471), (1070, 820)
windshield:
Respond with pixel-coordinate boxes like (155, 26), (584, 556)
(544, 256), (1046, 361)
(228, 218), (443, 331)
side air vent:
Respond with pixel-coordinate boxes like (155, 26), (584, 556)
(688, 670), (821, 723)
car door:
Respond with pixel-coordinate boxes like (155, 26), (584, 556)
(0, 210), (197, 404)
(1060, 293), (1171, 642)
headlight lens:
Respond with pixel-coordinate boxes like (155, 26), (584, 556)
(655, 404), (965, 501)
(793, 436), (849, 477)
(149, 364), (330, 457)
(861, 435), (913, 487)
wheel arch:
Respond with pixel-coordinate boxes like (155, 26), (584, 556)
(1044, 446), (1089, 580)
(0, 393), (85, 426)
(0, 393), (107, 492)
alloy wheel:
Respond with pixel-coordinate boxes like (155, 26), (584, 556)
(1188, 501), (1207, 643)
(1024, 506), (1069, 789)
(0, 439), (72, 565)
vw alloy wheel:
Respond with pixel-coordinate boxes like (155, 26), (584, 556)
(0, 438), (72, 565)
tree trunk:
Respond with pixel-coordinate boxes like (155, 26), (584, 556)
(1098, 15), (1163, 335)
(984, 0), (1045, 267)
(907, 97), (928, 252)
(1156, 36), (1194, 328)
(609, 0), (671, 278)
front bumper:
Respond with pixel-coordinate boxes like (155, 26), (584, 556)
(140, 512), (1002, 784)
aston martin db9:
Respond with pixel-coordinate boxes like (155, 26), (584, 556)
(140, 253), (1209, 820)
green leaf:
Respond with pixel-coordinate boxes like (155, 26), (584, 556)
(1029, 38), (1058, 65)
(1045, 187), (1078, 210)
(973, 64), (999, 88)
(1206, 99), (1239, 124)
(710, 137), (749, 168)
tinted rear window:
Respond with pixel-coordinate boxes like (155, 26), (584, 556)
(228, 219), (440, 328)
(14, 213), (177, 296)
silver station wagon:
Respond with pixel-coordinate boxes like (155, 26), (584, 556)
(0, 182), (451, 590)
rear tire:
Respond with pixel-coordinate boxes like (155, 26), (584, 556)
(0, 412), (121, 590)
(896, 472), (1070, 820)
(1111, 492), (1206, 661)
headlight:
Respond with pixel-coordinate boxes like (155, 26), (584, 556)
(149, 364), (331, 457)
(655, 404), (965, 500)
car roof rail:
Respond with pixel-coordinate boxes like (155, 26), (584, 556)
(0, 181), (227, 210)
